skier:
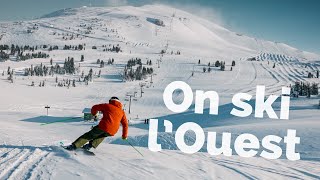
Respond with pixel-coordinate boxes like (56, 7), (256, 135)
(65, 97), (128, 151)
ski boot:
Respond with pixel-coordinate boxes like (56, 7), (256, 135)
(64, 144), (76, 151)
(82, 143), (93, 151)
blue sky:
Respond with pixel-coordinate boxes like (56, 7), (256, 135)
(0, 0), (319, 54)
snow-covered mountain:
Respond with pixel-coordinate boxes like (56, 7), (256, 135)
(0, 5), (319, 61)
(0, 5), (319, 180)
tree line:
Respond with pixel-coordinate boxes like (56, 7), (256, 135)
(24, 57), (76, 77)
(199, 60), (235, 73)
(0, 44), (49, 61)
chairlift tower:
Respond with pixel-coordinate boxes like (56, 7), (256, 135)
(139, 83), (146, 97)
(126, 94), (134, 114)
(126, 92), (138, 114)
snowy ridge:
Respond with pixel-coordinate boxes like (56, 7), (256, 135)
(0, 5), (318, 60)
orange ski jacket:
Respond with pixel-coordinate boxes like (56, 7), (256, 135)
(91, 100), (128, 138)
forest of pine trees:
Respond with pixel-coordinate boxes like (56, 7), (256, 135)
(123, 58), (153, 81)
(0, 43), (92, 62)
(292, 81), (319, 98)
(0, 44), (49, 61)
(24, 57), (76, 76)
(102, 44), (121, 53)
(63, 44), (85, 50)
(97, 58), (115, 67)
(198, 60), (231, 74)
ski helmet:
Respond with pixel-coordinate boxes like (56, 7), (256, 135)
(109, 96), (120, 103)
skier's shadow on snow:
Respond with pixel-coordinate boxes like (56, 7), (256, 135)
(21, 116), (82, 124)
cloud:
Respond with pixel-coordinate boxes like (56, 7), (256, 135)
(162, 2), (226, 26)
(103, 0), (226, 26)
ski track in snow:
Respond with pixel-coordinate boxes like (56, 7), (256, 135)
(0, 147), (53, 180)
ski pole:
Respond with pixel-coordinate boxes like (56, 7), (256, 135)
(125, 139), (144, 157)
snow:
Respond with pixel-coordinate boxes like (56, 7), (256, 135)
(0, 4), (320, 179)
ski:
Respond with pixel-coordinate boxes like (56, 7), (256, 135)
(60, 144), (95, 156)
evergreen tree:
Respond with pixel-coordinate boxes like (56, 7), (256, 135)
(81, 55), (84, 62)
(78, 44), (84, 50)
(220, 61), (225, 71)
(8, 73), (13, 83)
(73, 79), (76, 87)
(311, 83), (318, 95)
(215, 61), (220, 67)
(88, 69), (93, 81)
(100, 60), (105, 68)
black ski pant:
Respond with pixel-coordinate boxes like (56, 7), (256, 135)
(72, 126), (110, 148)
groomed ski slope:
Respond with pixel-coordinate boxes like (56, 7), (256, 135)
(0, 5), (320, 179)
